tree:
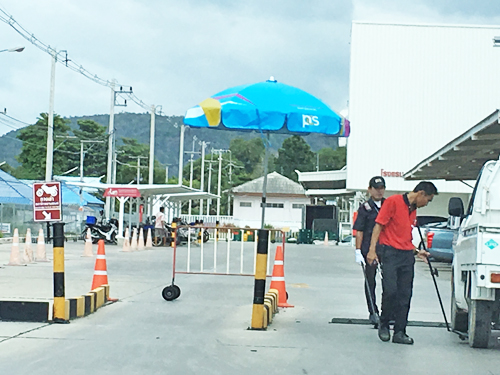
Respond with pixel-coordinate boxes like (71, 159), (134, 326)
(71, 119), (109, 177)
(230, 137), (265, 176)
(15, 113), (73, 179)
(115, 138), (150, 184)
(317, 146), (346, 171)
(274, 135), (315, 181)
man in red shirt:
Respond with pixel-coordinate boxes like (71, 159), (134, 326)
(367, 181), (437, 345)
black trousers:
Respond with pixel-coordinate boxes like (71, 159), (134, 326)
(361, 255), (378, 315)
(379, 246), (415, 333)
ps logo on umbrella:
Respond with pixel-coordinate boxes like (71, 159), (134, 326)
(302, 114), (319, 127)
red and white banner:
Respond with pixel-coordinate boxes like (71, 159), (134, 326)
(103, 187), (141, 198)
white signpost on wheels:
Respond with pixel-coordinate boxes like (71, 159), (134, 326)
(33, 182), (62, 222)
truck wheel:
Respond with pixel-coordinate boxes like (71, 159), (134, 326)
(468, 299), (492, 348)
(451, 274), (468, 332)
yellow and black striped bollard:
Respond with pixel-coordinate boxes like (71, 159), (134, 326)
(53, 222), (68, 323)
(170, 222), (177, 247)
(250, 229), (268, 330)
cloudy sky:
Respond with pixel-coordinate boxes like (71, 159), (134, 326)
(1, 0), (500, 136)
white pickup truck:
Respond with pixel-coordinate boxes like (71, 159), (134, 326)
(449, 159), (500, 348)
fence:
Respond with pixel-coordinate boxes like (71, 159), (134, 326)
(173, 227), (286, 277)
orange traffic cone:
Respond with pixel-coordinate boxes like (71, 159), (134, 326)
(6, 228), (25, 266)
(35, 228), (49, 262)
(269, 245), (294, 308)
(130, 228), (138, 251)
(121, 227), (131, 252)
(138, 228), (145, 251)
(145, 228), (153, 249)
(82, 228), (93, 257)
(23, 228), (34, 263)
(91, 240), (118, 301)
(91, 240), (109, 290)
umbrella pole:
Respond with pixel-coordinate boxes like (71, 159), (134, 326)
(260, 133), (270, 229)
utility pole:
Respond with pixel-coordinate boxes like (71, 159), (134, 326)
(45, 48), (57, 182)
(185, 136), (200, 216)
(199, 141), (208, 217)
(212, 148), (229, 217)
(105, 82), (131, 218)
(148, 104), (157, 185)
(126, 156), (149, 185)
(178, 124), (186, 184)
(206, 155), (213, 216)
(224, 151), (242, 216)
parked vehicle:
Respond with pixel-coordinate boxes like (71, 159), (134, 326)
(82, 214), (118, 245)
(149, 217), (209, 246)
(413, 217), (456, 263)
(449, 160), (500, 348)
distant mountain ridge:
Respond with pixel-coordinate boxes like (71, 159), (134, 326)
(0, 113), (339, 175)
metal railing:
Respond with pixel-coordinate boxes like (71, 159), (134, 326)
(174, 226), (286, 277)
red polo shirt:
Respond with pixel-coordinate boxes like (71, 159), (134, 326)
(375, 194), (416, 250)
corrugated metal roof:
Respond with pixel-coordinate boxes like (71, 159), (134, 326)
(404, 110), (500, 181)
(232, 172), (306, 195)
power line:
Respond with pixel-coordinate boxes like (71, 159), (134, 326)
(0, 6), (161, 113)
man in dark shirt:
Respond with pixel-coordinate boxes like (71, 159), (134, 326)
(367, 181), (436, 345)
(353, 176), (386, 327)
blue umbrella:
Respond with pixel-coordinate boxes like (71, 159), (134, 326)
(184, 77), (350, 136)
(184, 77), (350, 228)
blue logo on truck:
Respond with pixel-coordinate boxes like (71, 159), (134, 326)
(485, 239), (499, 250)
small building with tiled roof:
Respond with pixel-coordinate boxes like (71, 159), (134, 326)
(230, 171), (310, 230)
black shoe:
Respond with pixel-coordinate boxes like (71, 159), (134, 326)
(369, 313), (379, 328)
(392, 331), (414, 345)
(378, 324), (390, 342)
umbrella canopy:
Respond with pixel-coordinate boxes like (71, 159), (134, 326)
(184, 77), (350, 136)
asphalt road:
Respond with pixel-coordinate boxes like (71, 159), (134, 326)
(1, 240), (500, 375)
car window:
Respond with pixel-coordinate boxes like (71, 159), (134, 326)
(466, 165), (485, 217)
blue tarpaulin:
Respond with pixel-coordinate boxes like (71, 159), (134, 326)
(0, 170), (32, 205)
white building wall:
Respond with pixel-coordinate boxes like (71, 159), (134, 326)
(347, 22), (500, 204)
(233, 195), (310, 230)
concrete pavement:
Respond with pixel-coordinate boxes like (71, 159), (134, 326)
(1, 240), (500, 374)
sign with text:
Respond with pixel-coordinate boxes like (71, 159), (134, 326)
(33, 182), (62, 222)
(103, 187), (141, 198)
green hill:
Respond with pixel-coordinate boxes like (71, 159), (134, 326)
(0, 113), (340, 175)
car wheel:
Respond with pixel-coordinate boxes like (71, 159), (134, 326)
(451, 273), (468, 332)
(468, 299), (493, 348)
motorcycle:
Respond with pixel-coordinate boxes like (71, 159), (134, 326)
(148, 216), (209, 246)
(82, 215), (118, 245)
(174, 219), (210, 244)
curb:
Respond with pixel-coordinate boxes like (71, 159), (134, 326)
(262, 288), (279, 329)
(0, 284), (114, 323)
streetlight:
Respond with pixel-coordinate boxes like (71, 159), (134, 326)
(0, 46), (25, 53)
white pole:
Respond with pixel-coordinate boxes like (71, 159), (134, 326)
(200, 142), (206, 217)
(165, 166), (169, 183)
(137, 157), (141, 185)
(217, 151), (222, 217)
(200, 231), (204, 272)
(240, 229), (244, 274)
(79, 142), (84, 215)
(188, 138), (195, 216)
(178, 124), (185, 184)
(226, 228), (231, 274)
(149, 104), (156, 185)
(207, 158), (212, 216)
(45, 49), (56, 182)
(105, 80), (116, 218)
(187, 227), (191, 273)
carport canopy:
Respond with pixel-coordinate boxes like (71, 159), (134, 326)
(404, 110), (500, 181)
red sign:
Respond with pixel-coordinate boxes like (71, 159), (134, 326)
(103, 187), (141, 198)
(33, 182), (62, 222)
